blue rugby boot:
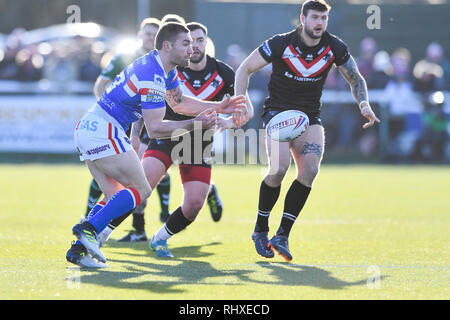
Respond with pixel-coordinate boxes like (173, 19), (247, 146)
(269, 235), (293, 261)
(252, 232), (274, 258)
(149, 236), (174, 258)
(72, 221), (106, 263)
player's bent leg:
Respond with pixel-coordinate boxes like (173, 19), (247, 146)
(73, 151), (151, 262)
(269, 125), (325, 261)
(142, 151), (171, 189)
(180, 180), (210, 220)
(114, 141), (151, 242)
(252, 135), (291, 258)
(93, 150), (151, 201)
(143, 149), (173, 222)
(150, 166), (210, 258)
(291, 124), (325, 187)
(156, 173), (171, 222)
(263, 135), (291, 187)
(84, 179), (103, 218)
(142, 152), (171, 221)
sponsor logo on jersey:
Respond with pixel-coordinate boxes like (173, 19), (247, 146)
(79, 120), (99, 131)
(262, 41), (272, 57)
(145, 88), (165, 103)
(154, 74), (165, 88)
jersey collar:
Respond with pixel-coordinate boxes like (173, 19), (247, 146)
(153, 50), (170, 78)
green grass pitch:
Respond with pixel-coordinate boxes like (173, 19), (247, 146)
(0, 163), (449, 299)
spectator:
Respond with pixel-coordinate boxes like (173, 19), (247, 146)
(371, 50), (392, 89)
(0, 30), (23, 80)
(15, 44), (44, 81)
(417, 91), (449, 162)
(384, 48), (423, 159)
(413, 42), (448, 92)
(356, 37), (377, 88)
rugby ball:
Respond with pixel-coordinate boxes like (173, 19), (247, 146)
(266, 110), (309, 142)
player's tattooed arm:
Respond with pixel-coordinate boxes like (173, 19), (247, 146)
(166, 86), (246, 116)
(130, 118), (144, 153)
(131, 118), (144, 137)
(336, 56), (368, 106)
(165, 86), (184, 108)
(337, 55), (381, 128)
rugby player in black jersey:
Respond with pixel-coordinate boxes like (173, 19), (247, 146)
(235, 0), (380, 261)
(131, 22), (239, 258)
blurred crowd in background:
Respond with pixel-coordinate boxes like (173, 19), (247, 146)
(1, 25), (449, 162)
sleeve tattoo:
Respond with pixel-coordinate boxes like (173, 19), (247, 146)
(165, 86), (183, 108)
(337, 56), (369, 105)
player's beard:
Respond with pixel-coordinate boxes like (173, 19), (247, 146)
(190, 50), (205, 64)
(304, 24), (324, 40)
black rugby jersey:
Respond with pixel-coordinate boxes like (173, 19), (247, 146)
(164, 55), (235, 121)
(258, 27), (350, 113)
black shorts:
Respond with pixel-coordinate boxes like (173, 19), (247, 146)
(262, 108), (322, 129)
(140, 129), (150, 145)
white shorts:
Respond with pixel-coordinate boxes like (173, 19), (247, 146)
(74, 104), (133, 161)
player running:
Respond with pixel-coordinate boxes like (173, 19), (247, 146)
(235, 0), (380, 261)
(66, 22), (246, 267)
(136, 22), (239, 258)
(82, 17), (170, 243)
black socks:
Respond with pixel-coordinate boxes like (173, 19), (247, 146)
(254, 181), (281, 233)
(276, 180), (311, 237)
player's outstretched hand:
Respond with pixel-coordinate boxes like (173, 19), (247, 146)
(216, 94), (246, 114)
(232, 110), (248, 128)
(360, 105), (380, 129)
(216, 117), (236, 133)
(195, 108), (217, 130)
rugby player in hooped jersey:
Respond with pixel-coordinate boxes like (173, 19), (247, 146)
(68, 22), (246, 266)
(81, 18), (166, 244)
(131, 22), (245, 258)
(235, 0), (380, 261)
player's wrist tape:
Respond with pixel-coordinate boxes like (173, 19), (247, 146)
(359, 100), (370, 111)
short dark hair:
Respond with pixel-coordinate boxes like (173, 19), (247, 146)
(155, 22), (190, 50)
(160, 14), (186, 25)
(301, 0), (331, 17)
(186, 22), (208, 37)
(139, 17), (160, 30)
